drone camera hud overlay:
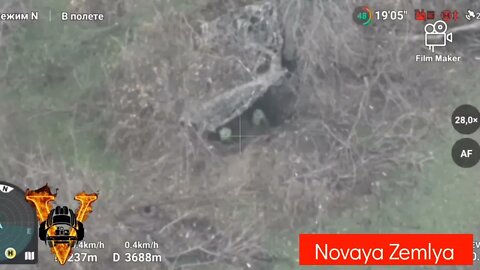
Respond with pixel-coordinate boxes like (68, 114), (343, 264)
(1, 1), (480, 269)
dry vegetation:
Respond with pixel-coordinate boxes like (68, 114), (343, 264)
(0, 0), (480, 269)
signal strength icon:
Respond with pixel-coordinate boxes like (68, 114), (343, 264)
(24, 251), (35, 261)
(466, 9), (476, 21)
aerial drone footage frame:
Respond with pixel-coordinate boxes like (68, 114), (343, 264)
(0, 0), (480, 269)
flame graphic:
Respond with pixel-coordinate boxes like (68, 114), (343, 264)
(25, 185), (98, 265)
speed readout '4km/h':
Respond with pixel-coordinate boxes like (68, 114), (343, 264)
(451, 104), (480, 134)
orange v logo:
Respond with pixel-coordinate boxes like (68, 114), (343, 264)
(25, 185), (98, 265)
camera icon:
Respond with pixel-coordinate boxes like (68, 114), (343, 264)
(424, 20), (452, 52)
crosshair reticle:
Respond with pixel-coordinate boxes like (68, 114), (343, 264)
(0, 181), (38, 264)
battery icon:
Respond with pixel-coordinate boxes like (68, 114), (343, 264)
(353, 6), (373, 26)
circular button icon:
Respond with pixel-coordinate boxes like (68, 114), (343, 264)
(434, 20), (447, 33)
(353, 6), (372, 26)
(451, 104), (480, 134)
(5, 247), (16, 259)
(452, 138), (480, 168)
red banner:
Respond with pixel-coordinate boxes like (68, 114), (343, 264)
(299, 234), (473, 266)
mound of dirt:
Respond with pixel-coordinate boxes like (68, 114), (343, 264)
(180, 1), (288, 134)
